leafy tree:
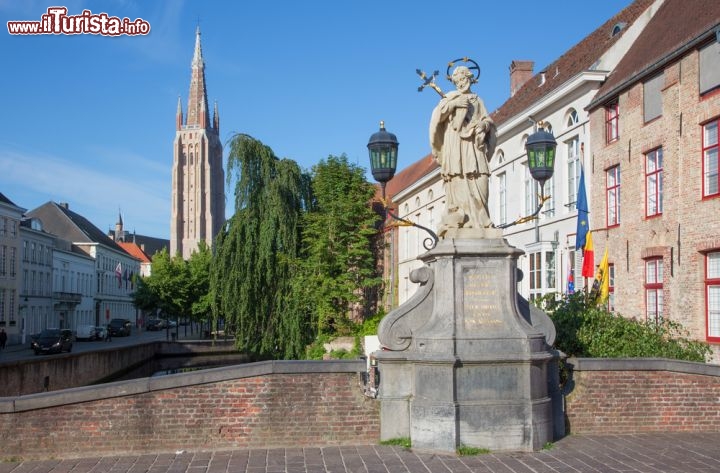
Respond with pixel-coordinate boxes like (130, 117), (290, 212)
(137, 248), (189, 320)
(296, 155), (381, 336)
(132, 276), (159, 313)
(541, 292), (711, 362)
(211, 134), (312, 359)
(187, 241), (212, 323)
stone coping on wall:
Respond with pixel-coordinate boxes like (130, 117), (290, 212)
(567, 357), (720, 376)
(0, 359), (366, 414)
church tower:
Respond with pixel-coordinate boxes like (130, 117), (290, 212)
(171, 27), (225, 259)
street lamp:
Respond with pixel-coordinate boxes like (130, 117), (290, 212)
(368, 121), (438, 250)
(497, 122), (557, 228)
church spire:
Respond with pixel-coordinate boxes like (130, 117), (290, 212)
(213, 100), (220, 134)
(176, 96), (183, 131)
(186, 26), (209, 128)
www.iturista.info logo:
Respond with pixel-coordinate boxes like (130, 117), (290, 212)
(7, 7), (151, 36)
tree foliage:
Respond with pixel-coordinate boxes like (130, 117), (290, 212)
(541, 292), (711, 362)
(187, 241), (212, 321)
(134, 248), (189, 318)
(211, 134), (312, 359)
(296, 155), (381, 336)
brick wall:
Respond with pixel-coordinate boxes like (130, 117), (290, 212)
(0, 360), (379, 460)
(564, 358), (720, 434)
(588, 45), (720, 362)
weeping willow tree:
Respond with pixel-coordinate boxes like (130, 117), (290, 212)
(211, 134), (313, 359)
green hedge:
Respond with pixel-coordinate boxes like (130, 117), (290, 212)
(539, 292), (711, 362)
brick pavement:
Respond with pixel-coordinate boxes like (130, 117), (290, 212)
(2, 433), (720, 473)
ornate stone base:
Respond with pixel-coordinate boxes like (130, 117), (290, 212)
(374, 237), (563, 453)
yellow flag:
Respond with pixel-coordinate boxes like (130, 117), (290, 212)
(591, 247), (610, 303)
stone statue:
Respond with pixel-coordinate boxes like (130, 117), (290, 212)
(429, 65), (497, 237)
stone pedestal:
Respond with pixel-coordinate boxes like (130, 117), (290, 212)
(375, 235), (563, 453)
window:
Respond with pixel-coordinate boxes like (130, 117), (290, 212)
(566, 137), (580, 211)
(643, 73), (663, 122)
(566, 109), (579, 127)
(699, 41), (720, 95)
(605, 102), (619, 143)
(645, 148), (663, 216)
(524, 163), (537, 216)
(529, 252), (542, 301)
(645, 258), (663, 323)
(707, 252), (720, 341)
(542, 176), (555, 218)
(0, 245), (5, 277)
(703, 118), (719, 197)
(529, 250), (556, 301)
(606, 166), (621, 226)
(546, 250), (556, 291)
(9, 248), (15, 277)
(498, 172), (507, 225)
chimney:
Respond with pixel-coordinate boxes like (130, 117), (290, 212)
(510, 60), (534, 97)
(58, 202), (69, 209)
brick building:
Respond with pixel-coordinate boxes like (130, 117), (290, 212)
(171, 27), (225, 260)
(586, 0), (720, 361)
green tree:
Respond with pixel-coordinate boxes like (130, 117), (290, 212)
(187, 241), (212, 324)
(211, 134), (312, 359)
(297, 155), (381, 335)
(145, 248), (189, 320)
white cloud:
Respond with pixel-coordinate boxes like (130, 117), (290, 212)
(0, 147), (170, 238)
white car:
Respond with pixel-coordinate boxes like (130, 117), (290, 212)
(76, 324), (100, 341)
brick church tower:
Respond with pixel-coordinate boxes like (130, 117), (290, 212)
(171, 27), (225, 259)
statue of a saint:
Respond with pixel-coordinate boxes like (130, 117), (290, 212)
(429, 65), (497, 237)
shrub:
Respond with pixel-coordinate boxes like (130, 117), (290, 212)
(540, 292), (711, 362)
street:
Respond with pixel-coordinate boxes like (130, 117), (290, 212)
(0, 326), (203, 364)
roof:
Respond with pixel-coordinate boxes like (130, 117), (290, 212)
(374, 154), (439, 204)
(27, 202), (126, 253)
(0, 191), (24, 211)
(589, 0), (720, 109)
(118, 242), (152, 263)
(108, 230), (169, 258)
(492, 0), (655, 125)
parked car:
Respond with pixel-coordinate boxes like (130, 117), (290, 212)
(31, 328), (73, 355)
(94, 326), (108, 340)
(108, 318), (132, 337)
(76, 324), (100, 341)
(145, 319), (167, 331)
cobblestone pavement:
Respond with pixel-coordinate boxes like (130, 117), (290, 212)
(2, 433), (720, 473)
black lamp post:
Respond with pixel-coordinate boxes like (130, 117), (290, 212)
(497, 123), (557, 228)
(368, 121), (438, 250)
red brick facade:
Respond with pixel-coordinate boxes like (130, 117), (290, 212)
(0, 371), (379, 460)
(565, 359), (720, 434)
(587, 3), (720, 359)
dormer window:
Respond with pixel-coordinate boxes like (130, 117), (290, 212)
(611, 22), (626, 37)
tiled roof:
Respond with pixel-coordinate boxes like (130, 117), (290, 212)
(118, 242), (151, 263)
(373, 154), (439, 204)
(589, 0), (720, 109)
(492, 0), (655, 125)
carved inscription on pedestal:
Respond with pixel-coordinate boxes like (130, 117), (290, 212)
(463, 268), (503, 331)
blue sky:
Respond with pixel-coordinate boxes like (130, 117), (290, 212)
(0, 0), (633, 239)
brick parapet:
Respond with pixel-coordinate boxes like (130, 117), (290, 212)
(564, 357), (720, 434)
(0, 359), (379, 460)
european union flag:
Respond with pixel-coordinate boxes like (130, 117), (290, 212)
(575, 165), (589, 250)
